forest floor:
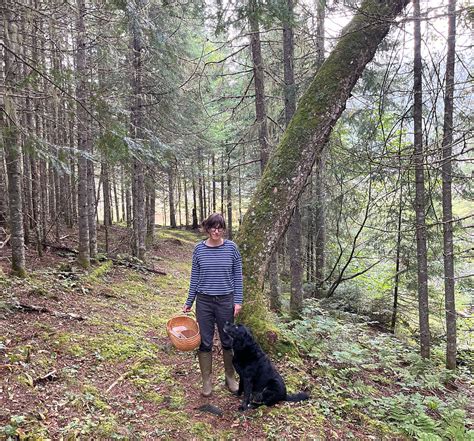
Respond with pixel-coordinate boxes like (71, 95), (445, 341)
(0, 227), (473, 440)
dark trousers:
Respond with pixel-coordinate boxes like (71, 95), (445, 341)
(196, 293), (234, 352)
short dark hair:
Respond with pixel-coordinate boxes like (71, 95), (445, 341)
(202, 213), (226, 232)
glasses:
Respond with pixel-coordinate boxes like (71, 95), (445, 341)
(209, 227), (224, 232)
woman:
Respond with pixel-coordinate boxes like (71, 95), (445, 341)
(183, 213), (243, 396)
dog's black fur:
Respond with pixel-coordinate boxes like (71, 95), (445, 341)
(223, 322), (309, 411)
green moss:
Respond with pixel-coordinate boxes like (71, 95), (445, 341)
(52, 332), (87, 357)
(85, 260), (113, 282)
(82, 385), (111, 412)
(156, 409), (189, 427)
(156, 228), (200, 244)
(91, 333), (155, 361)
(190, 422), (214, 439)
(142, 391), (165, 404)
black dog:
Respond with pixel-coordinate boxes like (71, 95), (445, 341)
(223, 322), (309, 411)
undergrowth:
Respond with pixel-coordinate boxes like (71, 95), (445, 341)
(280, 299), (474, 440)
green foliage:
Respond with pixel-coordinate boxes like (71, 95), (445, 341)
(0, 415), (26, 440)
(281, 300), (473, 439)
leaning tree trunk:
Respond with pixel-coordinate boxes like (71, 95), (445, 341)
(2, 6), (26, 277)
(235, 0), (410, 347)
(413, 0), (430, 359)
(442, 0), (457, 370)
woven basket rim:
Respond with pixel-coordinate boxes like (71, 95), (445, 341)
(167, 315), (200, 351)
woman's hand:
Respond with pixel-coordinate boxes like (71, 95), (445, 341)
(182, 304), (192, 313)
(234, 304), (242, 317)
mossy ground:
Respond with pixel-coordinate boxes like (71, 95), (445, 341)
(0, 226), (472, 439)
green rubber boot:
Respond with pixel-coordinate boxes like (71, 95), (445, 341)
(198, 351), (212, 397)
(223, 349), (238, 394)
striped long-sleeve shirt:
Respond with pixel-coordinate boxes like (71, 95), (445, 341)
(185, 240), (243, 307)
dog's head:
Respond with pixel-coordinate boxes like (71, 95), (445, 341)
(223, 322), (254, 351)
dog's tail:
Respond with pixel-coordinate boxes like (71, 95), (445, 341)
(286, 392), (309, 402)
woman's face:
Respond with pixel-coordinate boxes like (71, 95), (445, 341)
(208, 225), (224, 240)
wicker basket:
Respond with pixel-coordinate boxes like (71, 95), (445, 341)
(166, 314), (201, 351)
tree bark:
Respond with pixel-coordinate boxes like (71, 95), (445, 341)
(129, 1), (147, 261)
(226, 147), (233, 239)
(191, 162), (198, 229)
(147, 179), (155, 243)
(211, 154), (216, 213)
(168, 159), (177, 228)
(102, 161), (111, 253)
(87, 158), (97, 259)
(283, 0), (303, 317)
(249, 0), (269, 170)
(0, 151), (7, 229)
(2, 6), (26, 277)
(314, 154), (326, 295)
(236, 0), (410, 344)
(183, 170), (189, 228)
(413, 0), (430, 359)
(441, 0), (457, 370)
(75, 0), (90, 268)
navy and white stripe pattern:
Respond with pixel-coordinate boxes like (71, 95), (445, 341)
(185, 240), (243, 307)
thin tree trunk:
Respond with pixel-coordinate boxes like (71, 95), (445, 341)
(88, 159), (97, 258)
(413, 0), (430, 359)
(289, 206), (303, 317)
(391, 163), (403, 333)
(249, 0), (280, 301)
(0, 151), (7, 229)
(191, 162), (198, 229)
(102, 162), (110, 253)
(441, 0), (457, 370)
(315, 0), (325, 67)
(220, 152), (225, 214)
(113, 169), (120, 223)
(129, 1), (147, 260)
(183, 171), (189, 228)
(283, 0), (303, 317)
(313, 0), (326, 295)
(177, 170), (182, 226)
(2, 8), (26, 277)
(226, 152), (233, 240)
(147, 181), (155, 243)
(314, 155), (325, 294)
(75, 0), (90, 267)
(249, 0), (269, 170)
(212, 154), (216, 212)
(168, 160), (177, 228)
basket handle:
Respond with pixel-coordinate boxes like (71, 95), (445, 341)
(172, 311), (196, 318)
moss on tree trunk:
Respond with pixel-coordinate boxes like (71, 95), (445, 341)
(235, 0), (410, 350)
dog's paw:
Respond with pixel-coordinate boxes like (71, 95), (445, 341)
(238, 403), (248, 411)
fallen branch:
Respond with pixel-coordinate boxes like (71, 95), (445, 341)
(0, 234), (11, 249)
(44, 243), (167, 276)
(13, 302), (86, 321)
(33, 370), (58, 386)
(110, 258), (167, 276)
(106, 370), (133, 394)
(44, 243), (78, 254)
